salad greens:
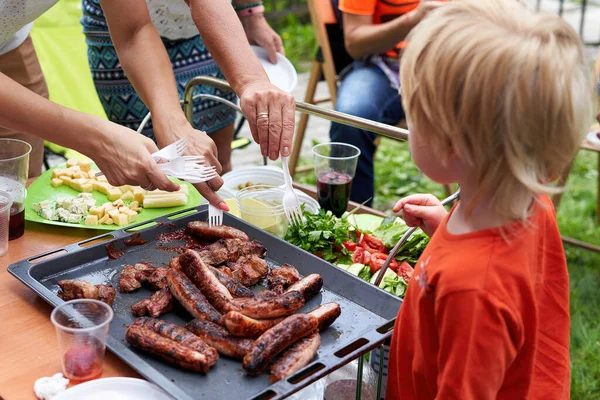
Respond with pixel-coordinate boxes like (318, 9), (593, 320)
(373, 221), (430, 265)
(370, 269), (408, 298)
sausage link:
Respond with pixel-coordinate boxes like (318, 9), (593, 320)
(185, 318), (253, 359)
(285, 274), (323, 301)
(209, 266), (254, 298)
(187, 221), (249, 241)
(223, 311), (284, 339)
(166, 268), (223, 324)
(269, 333), (321, 383)
(232, 290), (304, 320)
(308, 302), (342, 331)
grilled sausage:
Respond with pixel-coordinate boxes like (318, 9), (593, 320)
(133, 317), (219, 365)
(285, 274), (323, 301)
(166, 268), (223, 324)
(180, 250), (239, 313)
(170, 256), (181, 270)
(185, 319), (253, 359)
(232, 290), (304, 320)
(131, 287), (175, 318)
(187, 221), (249, 241)
(209, 266), (254, 298)
(308, 302), (342, 331)
(269, 333), (321, 383)
(223, 311), (285, 338)
(126, 325), (212, 373)
(242, 313), (319, 375)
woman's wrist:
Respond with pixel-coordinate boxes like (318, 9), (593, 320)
(152, 112), (191, 146)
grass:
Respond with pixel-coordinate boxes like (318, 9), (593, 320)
(296, 139), (600, 397)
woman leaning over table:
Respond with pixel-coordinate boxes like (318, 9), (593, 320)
(82, 0), (285, 174)
(0, 0), (294, 207)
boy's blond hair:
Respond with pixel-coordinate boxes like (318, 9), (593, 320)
(400, 0), (591, 221)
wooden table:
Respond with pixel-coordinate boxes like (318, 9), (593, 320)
(0, 181), (385, 400)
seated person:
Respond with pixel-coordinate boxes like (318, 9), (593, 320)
(330, 0), (446, 205)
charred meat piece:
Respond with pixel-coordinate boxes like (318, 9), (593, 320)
(179, 250), (239, 314)
(166, 268), (223, 324)
(224, 311), (284, 339)
(57, 280), (116, 306)
(133, 317), (219, 365)
(146, 266), (169, 290)
(209, 266), (254, 298)
(286, 274), (323, 301)
(242, 313), (319, 375)
(119, 264), (153, 293)
(228, 255), (269, 287)
(186, 319), (253, 359)
(187, 221), (249, 241)
(232, 290), (304, 320)
(126, 325), (213, 373)
(199, 239), (266, 266)
(308, 302), (342, 331)
(170, 256), (182, 270)
(266, 264), (300, 294)
(131, 287), (175, 317)
(269, 333), (321, 383)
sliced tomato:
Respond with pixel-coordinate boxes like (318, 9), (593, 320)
(351, 247), (371, 265)
(342, 241), (357, 252)
(369, 253), (400, 274)
(359, 234), (387, 254)
(397, 261), (414, 282)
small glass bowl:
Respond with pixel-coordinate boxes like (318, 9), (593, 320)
(236, 185), (289, 238)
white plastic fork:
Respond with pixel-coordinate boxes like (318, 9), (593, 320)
(159, 159), (219, 183)
(208, 204), (223, 227)
(151, 137), (187, 161)
(280, 155), (303, 226)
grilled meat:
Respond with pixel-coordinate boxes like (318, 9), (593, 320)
(166, 268), (223, 324)
(146, 266), (169, 289)
(266, 264), (300, 294)
(179, 250), (239, 314)
(131, 287), (175, 317)
(286, 274), (323, 301)
(133, 317), (219, 365)
(170, 256), (182, 270)
(57, 280), (116, 306)
(119, 264), (153, 293)
(228, 255), (269, 287)
(126, 325), (213, 373)
(198, 239), (266, 266)
(308, 302), (342, 331)
(232, 290), (304, 320)
(186, 319), (253, 359)
(209, 266), (254, 298)
(242, 313), (319, 375)
(187, 221), (249, 241)
(224, 311), (284, 338)
(269, 333), (321, 383)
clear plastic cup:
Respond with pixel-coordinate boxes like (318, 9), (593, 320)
(50, 299), (114, 382)
(0, 190), (12, 257)
(0, 139), (31, 240)
(236, 185), (289, 238)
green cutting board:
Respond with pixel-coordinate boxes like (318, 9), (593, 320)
(25, 163), (202, 231)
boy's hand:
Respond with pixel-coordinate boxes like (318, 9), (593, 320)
(394, 194), (448, 237)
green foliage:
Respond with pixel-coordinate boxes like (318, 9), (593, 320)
(275, 14), (316, 73)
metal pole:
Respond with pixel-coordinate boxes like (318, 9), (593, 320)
(558, 0), (564, 17)
(580, 0), (587, 38)
(183, 76), (409, 142)
(356, 356), (364, 400)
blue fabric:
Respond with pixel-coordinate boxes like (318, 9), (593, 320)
(329, 61), (404, 206)
(81, 0), (236, 139)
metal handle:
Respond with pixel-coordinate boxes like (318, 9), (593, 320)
(374, 188), (461, 286)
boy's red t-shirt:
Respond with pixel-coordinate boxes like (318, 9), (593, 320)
(387, 195), (570, 400)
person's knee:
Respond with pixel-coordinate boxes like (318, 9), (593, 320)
(334, 95), (380, 122)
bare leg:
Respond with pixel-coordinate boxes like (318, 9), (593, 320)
(211, 123), (235, 174)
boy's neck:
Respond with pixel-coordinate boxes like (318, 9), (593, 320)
(445, 183), (531, 236)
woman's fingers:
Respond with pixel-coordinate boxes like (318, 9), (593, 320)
(255, 94), (270, 158)
(145, 162), (180, 192)
(193, 181), (227, 210)
(280, 94), (295, 157)
(267, 101), (283, 161)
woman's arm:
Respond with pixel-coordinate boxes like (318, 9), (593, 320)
(343, 1), (446, 60)
(0, 72), (178, 191)
(186, 0), (295, 160)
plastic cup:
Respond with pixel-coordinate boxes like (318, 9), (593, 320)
(236, 185), (289, 238)
(312, 143), (360, 217)
(51, 299), (114, 382)
(0, 191), (12, 257)
(0, 139), (31, 240)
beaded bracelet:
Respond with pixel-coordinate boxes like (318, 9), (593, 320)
(233, 1), (262, 11)
(237, 4), (264, 16)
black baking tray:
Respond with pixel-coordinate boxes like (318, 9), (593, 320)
(8, 206), (402, 400)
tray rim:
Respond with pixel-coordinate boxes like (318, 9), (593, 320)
(8, 205), (401, 400)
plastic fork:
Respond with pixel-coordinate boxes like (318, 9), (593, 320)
(152, 137), (187, 161)
(280, 155), (303, 226)
(208, 204), (223, 227)
(159, 159), (219, 183)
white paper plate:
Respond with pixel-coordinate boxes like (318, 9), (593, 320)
(586, 130), (600, 147)
(251, 45), (298, 93)
(222, 166), (286, 191)
(53, 378), (173, 400)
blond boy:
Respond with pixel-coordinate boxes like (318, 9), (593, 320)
(386, 0), (590, 399)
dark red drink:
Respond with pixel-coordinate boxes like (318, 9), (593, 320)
(9, 202), (24, 240)
(317, 171), (353, 217)
(63, 343), (103, 382)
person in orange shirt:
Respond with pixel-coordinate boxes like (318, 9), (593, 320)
(330, 0), (446, 206)
(386, 0), (591, 398)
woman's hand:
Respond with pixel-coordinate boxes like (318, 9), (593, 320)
(154, 118), (228, 209)
(240, 14), (285, 64)
(239, 80), (295, 160)
(393, 194), (448, 237)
